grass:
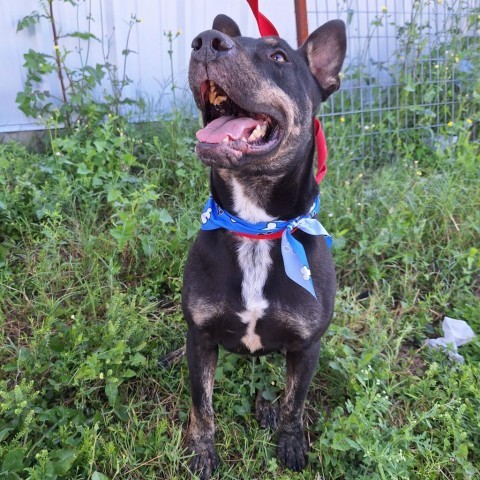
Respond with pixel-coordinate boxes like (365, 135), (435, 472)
(0, 112), (479, 480)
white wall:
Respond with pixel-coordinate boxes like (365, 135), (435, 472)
(0, 0), (296, 133)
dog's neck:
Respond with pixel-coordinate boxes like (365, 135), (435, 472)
(210, 141), (319, 222)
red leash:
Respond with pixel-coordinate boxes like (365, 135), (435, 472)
(245, 0), (328, 185)
(313, 118), (328, 183)
(245, 0), (279, 36)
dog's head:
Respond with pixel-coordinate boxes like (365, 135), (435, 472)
(189, 14), (346, 173)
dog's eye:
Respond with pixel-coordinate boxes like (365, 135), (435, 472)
(270, 51), (288, 63)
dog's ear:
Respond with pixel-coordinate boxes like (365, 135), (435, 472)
(212, 14), (242, 37)
(300, 20), (346, 100)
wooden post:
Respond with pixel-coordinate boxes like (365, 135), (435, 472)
(294, 0), (309, 47)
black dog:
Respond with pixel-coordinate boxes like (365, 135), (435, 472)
(182, 14), (346, 478)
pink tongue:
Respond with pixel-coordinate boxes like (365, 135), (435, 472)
(196, 116), (261, 143)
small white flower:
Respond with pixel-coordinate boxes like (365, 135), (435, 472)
(201, 208), (212, 224)
(300, 266), (311, 281)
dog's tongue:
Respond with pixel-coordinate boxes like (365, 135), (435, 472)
(196, 116), (261, 143)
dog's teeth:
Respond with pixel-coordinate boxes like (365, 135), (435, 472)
(211, 95), (227, 106)
(215, 95), (227, 105)
(210, 85), (216, 93)
(222, 136), (230, 143)
(209, 91), (217, 104)
(247, 124), (268, 142)
(248, 126), (261, 142)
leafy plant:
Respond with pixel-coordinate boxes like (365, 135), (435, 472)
(16, 0), (142, 127)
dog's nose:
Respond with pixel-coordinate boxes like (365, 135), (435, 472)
(191, 30), (234, 61)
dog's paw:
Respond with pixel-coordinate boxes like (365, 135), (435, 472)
(277, 428), (308, 472)
(188, 441), (219, 480)
(255, 392), (279, 430)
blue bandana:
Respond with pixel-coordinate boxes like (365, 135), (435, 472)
(200, 195), (332, 298)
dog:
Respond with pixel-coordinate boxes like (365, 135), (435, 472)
(182, 13), (346, 478)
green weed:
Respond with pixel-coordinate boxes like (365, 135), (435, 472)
(16, 1), (143, 128)
(1, 111), (479, 478)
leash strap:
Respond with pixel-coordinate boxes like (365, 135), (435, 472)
(246, 0), (279, 37)
(200, 195), (332, 298)
(314, 118), (328, 183)
(246, 0), (328, 185)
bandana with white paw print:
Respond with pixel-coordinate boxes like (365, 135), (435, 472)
(200, 195), (332, 298)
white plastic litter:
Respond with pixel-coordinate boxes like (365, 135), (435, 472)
(425, 316), (476, 364)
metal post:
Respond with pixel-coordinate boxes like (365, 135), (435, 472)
(294, 0), (309, 46)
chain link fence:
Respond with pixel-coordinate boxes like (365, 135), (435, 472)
(307, 0), (479, 161)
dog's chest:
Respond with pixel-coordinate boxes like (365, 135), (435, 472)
(231, 179), (274, 353)
(236, 239), (271, 352)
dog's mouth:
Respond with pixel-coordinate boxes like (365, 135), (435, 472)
(195, 80), (281, 157)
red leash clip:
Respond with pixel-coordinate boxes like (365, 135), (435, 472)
(245, 0), (328, 185)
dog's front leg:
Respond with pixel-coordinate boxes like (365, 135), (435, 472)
(186, 327), (219, 479)
(277, 339), (321, 472)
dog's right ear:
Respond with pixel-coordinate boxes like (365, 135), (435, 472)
(212, 14), (242, 37)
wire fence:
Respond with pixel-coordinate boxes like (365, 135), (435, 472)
(307, 0), (479, 161)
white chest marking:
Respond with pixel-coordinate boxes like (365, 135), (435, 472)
(231, 178), (275, 223)
(231, 179), (274, 352)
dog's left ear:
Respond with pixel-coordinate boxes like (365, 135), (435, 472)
(300, 20), (346, 100)
(212, 14), (242, 37)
